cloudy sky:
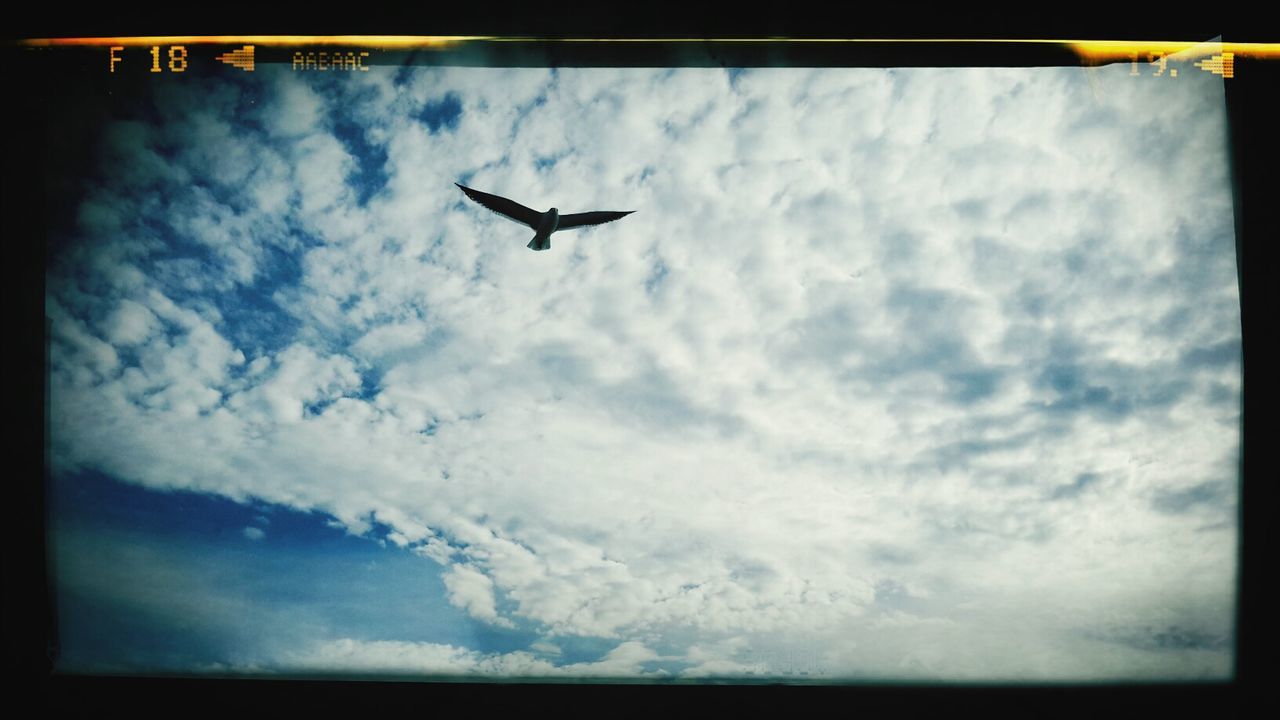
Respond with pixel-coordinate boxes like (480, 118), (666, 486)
(45, 57), (1240, 681)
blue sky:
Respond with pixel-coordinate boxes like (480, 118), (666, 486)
(46, 58), (1240, 680)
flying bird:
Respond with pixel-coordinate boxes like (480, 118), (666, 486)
(455, 183), (634, 251)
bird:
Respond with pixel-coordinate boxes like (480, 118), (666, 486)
(455, 183), (634, 251)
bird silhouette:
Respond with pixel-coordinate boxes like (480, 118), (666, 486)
(455, 183), (634, 251)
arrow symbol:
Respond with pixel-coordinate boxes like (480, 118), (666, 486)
(216, 45), (255, 72)
(1194, 52), (1234, 78)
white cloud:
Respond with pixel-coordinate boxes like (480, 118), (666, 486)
(352, 321), (428, 358)
(243, 527), (266, 541)
(276, 637), (668, 678)
(226, 343), (360, 424)
(442, 562), (512, 628)
(48, 63), (1239, 680)
(104, 299), (160, 346)
(263, 74), (327, 139)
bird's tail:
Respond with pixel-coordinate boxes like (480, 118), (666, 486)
(528, 236), (551, 251)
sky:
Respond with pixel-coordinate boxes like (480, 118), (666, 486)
(45, 56), (1241, 681)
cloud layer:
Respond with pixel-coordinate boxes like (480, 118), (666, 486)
(48, 62), (1240, 679)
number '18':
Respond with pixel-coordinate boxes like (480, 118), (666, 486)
(149, 46), (188, 73)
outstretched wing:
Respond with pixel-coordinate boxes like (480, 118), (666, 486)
(557, 210), (635, 230)
(455, 184), (542, 229)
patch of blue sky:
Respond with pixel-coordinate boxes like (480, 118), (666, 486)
(632, 165), (656, 185)
(1180, 339), (1242, 370)
(644, 257), (669, 294)
(354, 366), (382, 402)
(942, 368), (1003, 404)
(510, 92), (550, 139)
(329, 107), (391, 206)
(1050, 472), (1102, 501)
(52, 579), (253, 673)
(302, 398), (338, 418)
(542, 635), (629, 668)
(1206, 381), (1239, 407)
(215, 244), (307, 356)
(128, 239), (301, 359)
(928, 433), (1035, 473)
(1036, 361), (1193, 420)
(419, 93), (463, 134)
(49, 470), (539, 673)
(149, 73), (266, 165)
(392, 64), (415, 89)
(66, 186), (260, 306)
(1151, 479), (1236, 516)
